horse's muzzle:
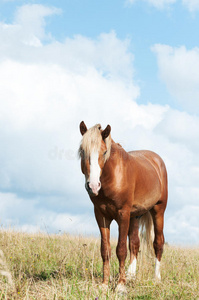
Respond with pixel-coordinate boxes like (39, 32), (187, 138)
(85, 181), (101, 196)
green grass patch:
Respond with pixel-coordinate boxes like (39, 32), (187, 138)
(0, 230), (198, 299)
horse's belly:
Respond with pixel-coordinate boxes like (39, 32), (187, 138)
(131, 186), (161, 216)
(130, 202), (153, 217)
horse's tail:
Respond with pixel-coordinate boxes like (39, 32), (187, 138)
(139, 211), (154, 254)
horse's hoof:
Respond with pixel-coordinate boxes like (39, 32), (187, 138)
(100, 283), (108, 292)
(126, 273), (136, 282)
(155, 275), (161, 282)
(116, 283), (127, 295)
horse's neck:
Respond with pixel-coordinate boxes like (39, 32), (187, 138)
(103, 141), (128, 175)
(100, 141), (130, 196)
(110, 141), (129, 160)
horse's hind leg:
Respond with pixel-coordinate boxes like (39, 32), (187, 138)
(150, 205), (165, 281)
(127, 217), (140, 280)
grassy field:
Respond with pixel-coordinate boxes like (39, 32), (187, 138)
(0, 230), (198, 299)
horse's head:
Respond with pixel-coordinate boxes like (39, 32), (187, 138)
(79, 121), (111, 196)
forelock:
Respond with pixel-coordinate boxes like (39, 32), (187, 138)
(79, 124), (102, 157)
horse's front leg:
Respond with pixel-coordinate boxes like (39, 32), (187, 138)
(94, 207), (112, 286)
(116, 208), (130, 291)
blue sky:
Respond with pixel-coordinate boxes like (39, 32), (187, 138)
(0, 0), (199, 245)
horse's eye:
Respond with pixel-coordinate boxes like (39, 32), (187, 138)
(103, 150), (107, 156)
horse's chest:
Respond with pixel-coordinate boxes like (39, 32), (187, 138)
(98, 203), (117, 218)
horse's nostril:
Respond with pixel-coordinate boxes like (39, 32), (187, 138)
(86, 181), (101, 195)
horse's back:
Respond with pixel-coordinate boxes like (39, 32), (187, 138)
(128, 149), (163, 161)
(128, 150), (167, 177)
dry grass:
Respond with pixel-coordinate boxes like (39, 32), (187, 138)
(0, 229), (198, 299)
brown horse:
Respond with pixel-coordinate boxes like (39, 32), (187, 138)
(79, 121), (168, 292)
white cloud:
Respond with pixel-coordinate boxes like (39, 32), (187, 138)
(0, 4), (199, 245)
(166, 205), (199, 245)
(0, 4), (61, 53)
(14, 4), (61, 45)
(0, 5), (140, 197)
(152, 44), (199, 113)
(0, 192), (97, 235)
(182, 0), (199, 12)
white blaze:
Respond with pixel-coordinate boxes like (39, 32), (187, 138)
(89, 151), (101, 194)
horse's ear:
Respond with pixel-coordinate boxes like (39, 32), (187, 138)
(80, 121), (87, 136)
(102, 125), (111, 140)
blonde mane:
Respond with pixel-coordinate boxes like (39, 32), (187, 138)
(79, 124), (111, 161)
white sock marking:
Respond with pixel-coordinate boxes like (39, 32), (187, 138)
(116, 283), (127, 294)
(155, 258), (161, 280)
(127, 257), (137, 279)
